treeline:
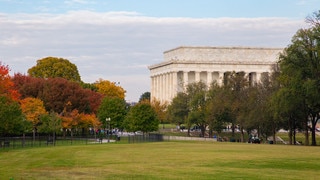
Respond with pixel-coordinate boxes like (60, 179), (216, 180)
(166, 11), (320, 146)
(0, 57), (159, 139)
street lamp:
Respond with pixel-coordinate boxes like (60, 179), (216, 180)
(106, 117), (111, 143)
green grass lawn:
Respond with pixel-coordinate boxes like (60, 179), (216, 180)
(1, 141), (320, 180)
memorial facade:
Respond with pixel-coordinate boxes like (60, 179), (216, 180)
(148, 46), (282, 103)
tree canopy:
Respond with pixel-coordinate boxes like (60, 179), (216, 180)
(0, 62), (20, 101)
(28, 57), (81, 82)
(95, 79), (126, 99)
(97, 97), (128, 130)
(277, 12), (320, 145)
(13, 75), (102, 114)
(123, 102), (159, 133)
(0, 96), (26, 136)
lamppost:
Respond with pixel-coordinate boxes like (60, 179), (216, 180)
(106, 117), (111, 143)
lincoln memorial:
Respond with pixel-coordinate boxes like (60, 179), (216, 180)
(148, 46), (283, 103)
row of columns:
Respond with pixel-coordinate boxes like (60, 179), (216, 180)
(151, 71), (267, 103)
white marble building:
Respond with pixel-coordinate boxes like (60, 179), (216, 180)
(148, 46), (282, 103)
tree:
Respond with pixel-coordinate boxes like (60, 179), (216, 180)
(186, 81), (208, 137)
(20, 97), (47, 142)
(0, 62), (20, 101)
(97, 97), (128, 130)
(95, 79), (126, 99)
(151, 99), (168, 128)
(226, 71), (249, 139)
(28, 57), (81, 82)
(206, 83), (233, 139)
(166, 92), (189, 127)
(12, 73), (44, 99)
(13, 75), (103, 114)
(38, 111), (62, 143)
(78, 113), (101, 133)
(0, 96), (26, 136)
(123, 101), (159, 134)
(278, 13), (320, 145)
(139, 92), (150, 102)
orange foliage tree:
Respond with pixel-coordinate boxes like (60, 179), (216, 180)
(0, 62), (20, 100)
(95, 79), (126, 99)
(20, 97), (47, 125)
(61, 109), (101, 136)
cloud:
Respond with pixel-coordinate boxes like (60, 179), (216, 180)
(0, 11), (305, 101)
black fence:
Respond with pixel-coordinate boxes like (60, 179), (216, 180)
(0, 135), (98, 150)
(128, 133), (164, 143)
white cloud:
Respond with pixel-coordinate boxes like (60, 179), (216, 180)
(0, 11), (305, 101)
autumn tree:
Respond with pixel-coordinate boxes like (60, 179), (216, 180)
(12, 73), (44, 99)
(13, 75), (103, 114)
(20, 97), (47, 141)
(151, 99), (168, 128)
(0, 62), (20, 101)
(28, 57), (81, 82)
(95, 79), (126, 99)
(78, 113), (101, 133)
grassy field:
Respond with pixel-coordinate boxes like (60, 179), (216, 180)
(1, 141), (320, 180)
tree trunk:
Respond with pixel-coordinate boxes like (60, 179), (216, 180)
(272, 124), (276, 145)
(33, 126), (36, 145)
(293, 119), (297, 145)
(231, 123), (235, 137)
(304, 117), (309, 146)
(200, 125), (205, 137)
(240, 127), (244, 143)
(311, 120), (317, 146)
(208, 128), (213, 138)
(288, 118), (293, 145)
(22, 133), (26, 147)
(53, 132), (56, 146)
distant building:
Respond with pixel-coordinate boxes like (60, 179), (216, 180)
(148, 46), (282, 103)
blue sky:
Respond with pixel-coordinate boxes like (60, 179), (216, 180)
(1, 0), (318, 18)
(0, 0), (319, 102)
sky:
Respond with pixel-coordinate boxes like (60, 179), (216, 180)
(0, 0), (319, 102)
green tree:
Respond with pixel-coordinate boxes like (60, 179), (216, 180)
(186, 81), (208, 137)
(223, 71), (249, 139)
(139, 92), (150, 102)
(167, 92), (189, 127)
(278, 12), (320, 145)
(0, 96), (26, 136)
(206, 83), (233, 139)
(28, 57), (81, 82)
(123, 102), (159, 134)
(97, 97), (128, 130)
(38, 111), (62, 143)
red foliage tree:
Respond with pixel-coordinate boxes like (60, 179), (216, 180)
(0, 62), (20, 101)
(12, 74), (103, 114)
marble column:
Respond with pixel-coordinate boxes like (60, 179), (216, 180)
(207, 71), (212, 87)
(218, 72), (224, 86)
(195, 71), (200, 82)
(172, 71), (178, 98)
(183, 71), (188, 90)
